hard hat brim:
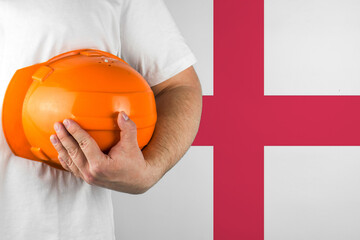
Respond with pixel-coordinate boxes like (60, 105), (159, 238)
(2, 63), (63, 170)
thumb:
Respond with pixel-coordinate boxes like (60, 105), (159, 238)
(117, 111), (138, 147)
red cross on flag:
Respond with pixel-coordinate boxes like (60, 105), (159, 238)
(193, 0), (360, 239)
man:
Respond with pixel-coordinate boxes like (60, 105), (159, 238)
(0, 0), (202, 239)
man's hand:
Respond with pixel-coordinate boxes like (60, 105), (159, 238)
(50, 111), (159, 194)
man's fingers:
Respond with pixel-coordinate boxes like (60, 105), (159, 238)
(53, 122), (89, 172)
(108, 111), (139, 158)
(117, 111), (139, 147)
(62, 119), (105, 162)
(50, 134), (83, 178)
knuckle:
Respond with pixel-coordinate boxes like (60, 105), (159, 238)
(67, 146), (79, 159)
(57, 133), (68, 142)
(78, 137), (90, 149)
(65, 158), (74, 168)
(60, 154), (71, 165)
(54, 144), (63, 152)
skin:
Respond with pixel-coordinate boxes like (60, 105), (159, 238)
(50, 66), (202, 194)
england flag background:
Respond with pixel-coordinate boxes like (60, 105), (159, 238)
(265, 0), (360, 240)
(114, 0), (360, 239)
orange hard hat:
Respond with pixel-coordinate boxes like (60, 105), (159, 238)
(2, 49), (157, 170)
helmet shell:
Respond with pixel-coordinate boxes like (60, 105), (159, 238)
(2, 49), (157, 170)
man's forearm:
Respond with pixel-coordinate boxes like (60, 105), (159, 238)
(142, 82), (202, 185)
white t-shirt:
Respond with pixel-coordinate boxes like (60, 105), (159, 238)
(0, 0), (196, 239)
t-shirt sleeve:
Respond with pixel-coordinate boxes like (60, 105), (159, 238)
(119, 0), (197, 87)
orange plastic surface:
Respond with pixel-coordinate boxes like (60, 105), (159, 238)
(2, 49), (157, 170)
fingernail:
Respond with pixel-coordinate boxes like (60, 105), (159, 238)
(50, 135), (58, 145)
(63, 119), (70, 128)
(122, 112), (129, 121)
(54, 123), (60, 132)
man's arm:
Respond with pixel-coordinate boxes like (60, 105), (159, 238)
(142, 66), (203, 188)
